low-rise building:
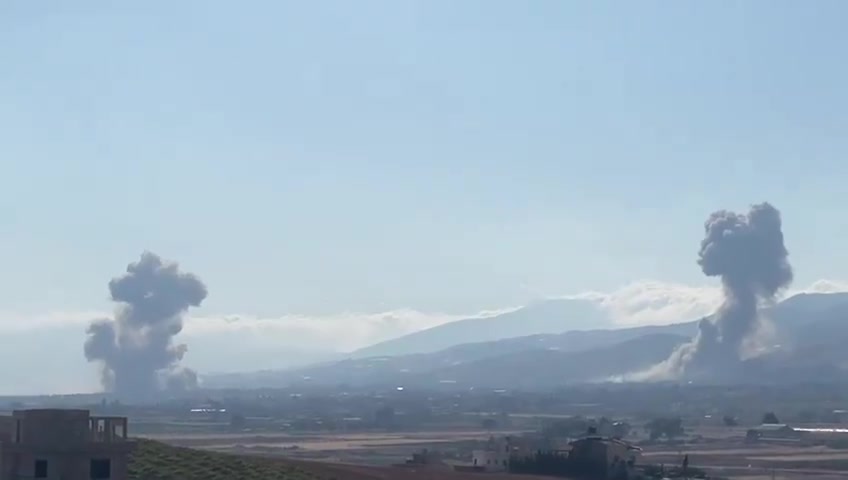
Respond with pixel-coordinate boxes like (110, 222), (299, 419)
(0, 409), (135, 480)
(471, 436), (515, 472)
(746, 423), (802, 443)
(568, 436), (641, 479)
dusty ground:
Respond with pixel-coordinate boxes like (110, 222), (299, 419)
(645, 442), (848, 478)
(146, 429), (848, 478)
(282, 458), (562, 480)
(732, 477), (848, 480)
(143, 429), (520, 468)
(142, 430), (518, 450)
(132, 437), (562, 480)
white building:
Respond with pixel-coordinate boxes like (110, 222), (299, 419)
(471, 437), (513, 471)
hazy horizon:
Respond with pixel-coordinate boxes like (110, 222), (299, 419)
(3, 1), (848, 394)
(0, 277), (841, 395)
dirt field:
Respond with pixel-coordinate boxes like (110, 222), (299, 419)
(645, 442), (848, 478)
(282, 458), (562, 480)
(732, 476), (848, 480)
(142, 430), (519, 450)
(145, 429), (848, 478)
(142, 429), (522, 467)
(132, 437), (563, 480)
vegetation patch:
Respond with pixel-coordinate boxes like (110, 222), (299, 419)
(128, 439), (324, 480)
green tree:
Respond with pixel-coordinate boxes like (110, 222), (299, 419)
(542, 416), (591, 438)
(374, 406), (396, 429)
(229, 413), (246, 430)
(611, 421), (631, 438)
(762, 412), (781, 424)
(645, 417), (684, 440)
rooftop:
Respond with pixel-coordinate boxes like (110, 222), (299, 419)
(570, 436), (642, 451)
(751, 423), (794, 431)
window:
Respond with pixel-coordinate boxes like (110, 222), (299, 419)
(34, 459), (47, 479)
(90, 458), (111, 480)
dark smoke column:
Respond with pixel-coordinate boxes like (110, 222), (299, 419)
(646, 202), (793, 379)
(84, 252), (207, 400)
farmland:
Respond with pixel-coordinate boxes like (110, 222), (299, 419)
(142, 426), (848, 479)
(128, 439), (557, 480)
(141, 429), (523, 466)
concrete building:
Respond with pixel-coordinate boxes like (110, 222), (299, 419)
(0, 409), (135, 480)
(568, 436), (641, 479)
(471, 436), (515, 472)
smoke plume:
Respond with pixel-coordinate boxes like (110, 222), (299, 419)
(640, 202), (793, 380)
(84, 252), (207, 399)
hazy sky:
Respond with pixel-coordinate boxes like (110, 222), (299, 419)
(2, 1), (848, 393)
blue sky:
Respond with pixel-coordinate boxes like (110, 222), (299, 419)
(1, 1), (848, 392)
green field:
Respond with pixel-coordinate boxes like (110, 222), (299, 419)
(128, 440), (323, 480)
(126, 439), (550, 480)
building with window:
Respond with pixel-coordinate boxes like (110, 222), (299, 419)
(568, 436), (641, 479)
(471, 436), (516, 472)
(0, 409), (135, 480)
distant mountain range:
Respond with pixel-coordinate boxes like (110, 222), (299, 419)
(351, 297), (616, 358)
(202, 292), (848, 390)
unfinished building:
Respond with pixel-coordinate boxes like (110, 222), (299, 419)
(0, 409), (135, 480)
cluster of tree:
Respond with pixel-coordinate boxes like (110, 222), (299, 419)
(645, 417), (684, 440)
(641, 463), (707, 479)
(510, 451), (611, 478)
(223, 403), (459, 434)
(762, 412), (781, 424)
(514, 447), (693, 479)
(541, 416), (631, 440)
(542, 416), (593, 439)
(229, 413), (247, 430)
(374, 405), (396, 429)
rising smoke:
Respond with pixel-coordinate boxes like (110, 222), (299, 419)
(638, 202), (793, 380)
(84, 252), (207, 399)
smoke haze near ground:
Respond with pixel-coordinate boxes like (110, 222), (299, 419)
(634, 202), (793, 380)
(84, 252), (207, 399)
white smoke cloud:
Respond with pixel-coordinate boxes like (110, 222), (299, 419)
(568, 279), (848, 329)
(795, 279), (848, 295)
(0, 310), (99, 331)
(0, 279), (845, 347)
(182, 309), (467, 352)
(567, 280), (724, 327)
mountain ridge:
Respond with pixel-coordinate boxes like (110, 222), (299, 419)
(351, 297), (618, 358)
(203, 291), (848, 389)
